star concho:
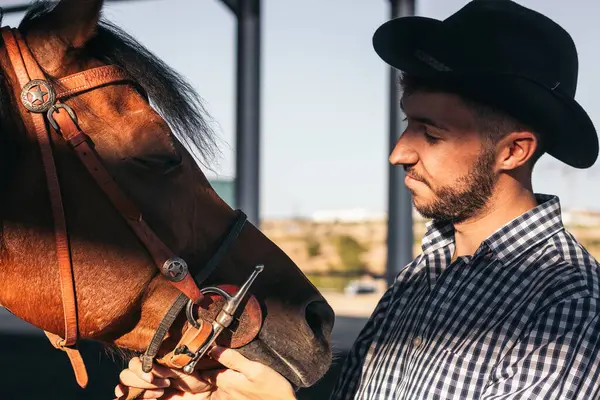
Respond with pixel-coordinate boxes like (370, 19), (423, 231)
(161, 257), (189, 282)
(21, 79), (56, 113)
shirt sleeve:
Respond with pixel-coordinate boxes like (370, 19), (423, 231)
(481, 296), (600, 400)
(329, 284), (398, 400)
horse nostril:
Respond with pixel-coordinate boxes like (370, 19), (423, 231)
(305, 300), (335, 339)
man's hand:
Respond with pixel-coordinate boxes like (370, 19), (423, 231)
(115, 356), (211, 399)
(115, 346), (297, 400)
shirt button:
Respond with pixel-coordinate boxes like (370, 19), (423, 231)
(412, 336), (422, 347)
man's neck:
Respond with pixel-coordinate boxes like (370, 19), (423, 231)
(451, 186), (538, 262)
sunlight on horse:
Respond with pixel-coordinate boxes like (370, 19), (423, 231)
(0, 0), (333, 391)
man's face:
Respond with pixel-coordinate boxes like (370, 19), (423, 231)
(390, 91), (498, 223)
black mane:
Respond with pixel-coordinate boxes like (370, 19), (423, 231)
(11, 1), (219, 165)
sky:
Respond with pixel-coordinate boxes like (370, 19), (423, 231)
(3, 0), (600, 218)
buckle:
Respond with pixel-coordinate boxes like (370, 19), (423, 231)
(47, 103), (78, 131)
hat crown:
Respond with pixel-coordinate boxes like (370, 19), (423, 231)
(430, 0), (578, 97)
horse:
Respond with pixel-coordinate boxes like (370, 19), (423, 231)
(0, 0), (334, 396)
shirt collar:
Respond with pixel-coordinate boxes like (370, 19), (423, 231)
(421, 194), (564, 264)
(421, 219), (455, 254)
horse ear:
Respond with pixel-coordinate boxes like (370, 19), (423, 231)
(25, 0), (104, 49)
(49, 0), (104, 48)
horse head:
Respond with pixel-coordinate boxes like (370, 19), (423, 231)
(0, 0), (333, 390)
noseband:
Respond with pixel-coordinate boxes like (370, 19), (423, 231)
(1, 27), (264, 390)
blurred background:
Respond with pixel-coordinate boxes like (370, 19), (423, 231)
(2, 0), (600, 398)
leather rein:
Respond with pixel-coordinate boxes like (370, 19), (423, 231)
(1, 27), (264, 392)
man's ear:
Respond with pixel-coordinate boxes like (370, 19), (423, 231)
(19, 0), (104, 72)
(496, 131), (538, 171)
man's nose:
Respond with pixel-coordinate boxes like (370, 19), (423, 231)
(389, 133), (418, 165)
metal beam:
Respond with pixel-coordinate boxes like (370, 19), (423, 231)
(386, 0), (415, 286)
(220, 0), (239, 15)
(1, 4), (29, 13)
(233, 0), (261, 226)
(218, 0), (261, 226)
(1, 0), (151, 14)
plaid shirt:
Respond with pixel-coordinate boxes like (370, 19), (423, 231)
(331, 194), (600, 399)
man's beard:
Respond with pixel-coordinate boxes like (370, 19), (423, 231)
(406, 147), (497, 224)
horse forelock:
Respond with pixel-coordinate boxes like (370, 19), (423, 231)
(17, 1), (221, 170)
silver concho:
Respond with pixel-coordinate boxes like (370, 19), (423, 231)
(161, 257), (189, 282)
(21, 79), (56, 113)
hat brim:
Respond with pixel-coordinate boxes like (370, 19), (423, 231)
(373, 17), (599, 169)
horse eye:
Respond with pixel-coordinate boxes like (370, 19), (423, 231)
(126, 153), (182, 175)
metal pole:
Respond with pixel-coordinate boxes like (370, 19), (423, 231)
(386, 0), (415, 286)
(234, 0), (261, 227)
(1, 0), (152, 14)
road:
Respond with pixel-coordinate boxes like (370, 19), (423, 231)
(0, 307), (369, 399)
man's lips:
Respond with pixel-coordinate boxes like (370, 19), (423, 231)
(405, 175), (418, 183)
(404, 172), (423, 183)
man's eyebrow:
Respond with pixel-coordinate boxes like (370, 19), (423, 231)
(400, 101), (450, 131)
(410, 116), (449, 131)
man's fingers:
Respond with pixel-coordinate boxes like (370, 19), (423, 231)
(141, 389), (166, 399)
(148, 364), (215, 393)
(161, 388), (207, 400)
(128, 357), (155, 383)
(192, 356), (223, 370)
(121, 353), (254, 397)
(114, 384), (126, 398)
(114, 384), (165, 399)
(198, 368), (241, 388)
(167, 372), (213, 393)
(209, 346), (255, 373)
(126, 357), (187, 381)
(119, 368), (171, 389)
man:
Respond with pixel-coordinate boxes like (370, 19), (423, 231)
(116, 1), (600, 399)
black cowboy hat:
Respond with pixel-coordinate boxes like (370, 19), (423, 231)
(373, 0), (598, 169)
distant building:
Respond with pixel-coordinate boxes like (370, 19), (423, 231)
(209, 178), (235, 208)
(311, 209), (386, 223)
(310, 207), (426, 223)
(563, 210), (600, 227)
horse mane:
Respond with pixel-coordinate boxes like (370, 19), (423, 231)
(12, 1), (220, 166)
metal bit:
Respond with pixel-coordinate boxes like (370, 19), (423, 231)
(183, 264), (264, 374)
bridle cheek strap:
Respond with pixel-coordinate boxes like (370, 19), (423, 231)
(1, 28), (89, 387)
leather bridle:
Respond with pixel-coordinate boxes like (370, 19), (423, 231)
(1, 27), (264, 393)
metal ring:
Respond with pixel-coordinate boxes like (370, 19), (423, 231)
(47, 103), (78, 131)
(185, 287), (233, 329)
